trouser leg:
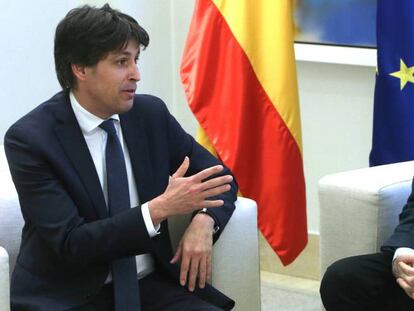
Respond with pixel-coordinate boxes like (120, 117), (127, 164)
(320, 252), (414, 311)
(140, 271), (224, 311)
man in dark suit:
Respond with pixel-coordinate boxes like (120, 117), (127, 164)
(320, 179), (414, 310)
(5, 4), (238, 311)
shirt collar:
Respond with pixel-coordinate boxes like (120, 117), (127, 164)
(69, 91), (120, 134)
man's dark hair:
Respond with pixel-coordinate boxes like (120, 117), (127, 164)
(54, 4), (149, 90)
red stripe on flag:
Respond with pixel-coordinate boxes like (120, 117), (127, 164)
(181, 0), (307, 265)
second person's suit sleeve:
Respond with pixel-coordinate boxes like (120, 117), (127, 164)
(382, 177), (414, 251)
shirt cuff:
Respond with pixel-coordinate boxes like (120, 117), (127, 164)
(141, 202), (160, 237)
(393, 247), (414, 261)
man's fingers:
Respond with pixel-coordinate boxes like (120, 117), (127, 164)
(399, 261), (414, 276)
(401, 275), (414, 289)
(397, 277), (414, 299)
(198, 175), (233, 192)
(200, 199), (225, 209)
(180, 254), (191, 287)
(397, 277), (409, 291)
(170, 244), (182, 264)
(173, 156), (190, 178)
(198, 257), (207, 288)
(188, 257), (199, 292)
(206, 254), (212, 283)
(198, 256), (207, 289)
(192, 165), (224, 182)
(398, 263), (414, 287)
(202, 184), (231, 199)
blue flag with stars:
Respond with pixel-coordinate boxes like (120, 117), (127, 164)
(369, 1), (414, 166)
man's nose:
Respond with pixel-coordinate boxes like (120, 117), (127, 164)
(129, 64), (140, 82)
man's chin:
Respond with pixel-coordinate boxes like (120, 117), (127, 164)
(118, 100), (134, 113)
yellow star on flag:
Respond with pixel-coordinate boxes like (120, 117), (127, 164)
(389, 59), (414, 90)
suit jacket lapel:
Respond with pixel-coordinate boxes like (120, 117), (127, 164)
(120, 111), (156, 204)
(52, 93), (108, 219)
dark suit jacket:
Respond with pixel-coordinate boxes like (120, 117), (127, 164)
(4, 91), (238, 311)
(382, 178), (414, 252)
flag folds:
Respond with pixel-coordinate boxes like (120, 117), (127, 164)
(180, 0), (307, 265)
(370, 1), (414, 166)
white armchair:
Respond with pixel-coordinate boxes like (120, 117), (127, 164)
(0, 145), (260, 311)
(319, 160), (414, 277)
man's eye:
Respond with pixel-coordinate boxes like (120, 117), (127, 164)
(117, 59), (127, 65)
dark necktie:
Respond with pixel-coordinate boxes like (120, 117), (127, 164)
(100, 119), (141, 311)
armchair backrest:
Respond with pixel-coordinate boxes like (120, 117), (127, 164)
(319, 160), (414, 276)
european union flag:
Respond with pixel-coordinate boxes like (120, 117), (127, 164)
(369, 1), (414, 166)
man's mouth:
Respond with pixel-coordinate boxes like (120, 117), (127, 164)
(122, 88), (136, 96)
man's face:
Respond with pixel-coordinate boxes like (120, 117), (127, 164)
(77, 40), (141, 119)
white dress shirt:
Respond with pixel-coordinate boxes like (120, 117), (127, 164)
(70, 92), (159, 280)
(393, 247), (414, 261)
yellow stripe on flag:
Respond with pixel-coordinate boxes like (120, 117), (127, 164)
(196, 127), (217, 157)
(211, 0), (302, 152)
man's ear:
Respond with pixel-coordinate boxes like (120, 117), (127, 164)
(71, 63), (88, 82)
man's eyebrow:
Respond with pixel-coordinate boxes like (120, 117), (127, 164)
(112, 50), (140, 58)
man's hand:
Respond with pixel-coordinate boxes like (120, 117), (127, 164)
(149, 157), (233, 225)
(170, 213), (215, 291)
(393, 253), (414, 299)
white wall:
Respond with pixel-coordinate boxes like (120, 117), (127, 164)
(298, 62), (375, 233)
(0, 1), (73, 137)
(0, 0), (377, 233)
(0, 0), (173, 137)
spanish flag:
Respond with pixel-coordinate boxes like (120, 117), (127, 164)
(180, 0), (307, 265)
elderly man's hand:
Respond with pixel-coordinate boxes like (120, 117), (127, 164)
(393, 253), (414, 299)
(170, 213), (215, 292)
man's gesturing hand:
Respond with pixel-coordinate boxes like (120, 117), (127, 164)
(393, 254), (414, 299)
(149, 157), (233, 225)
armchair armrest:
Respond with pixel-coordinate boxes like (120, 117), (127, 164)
(0, 246), (10, 311)
(319, 160), (414, 276)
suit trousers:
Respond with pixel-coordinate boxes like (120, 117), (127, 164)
(320, 252), (414, 311)
(70, 270), (223, 311)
